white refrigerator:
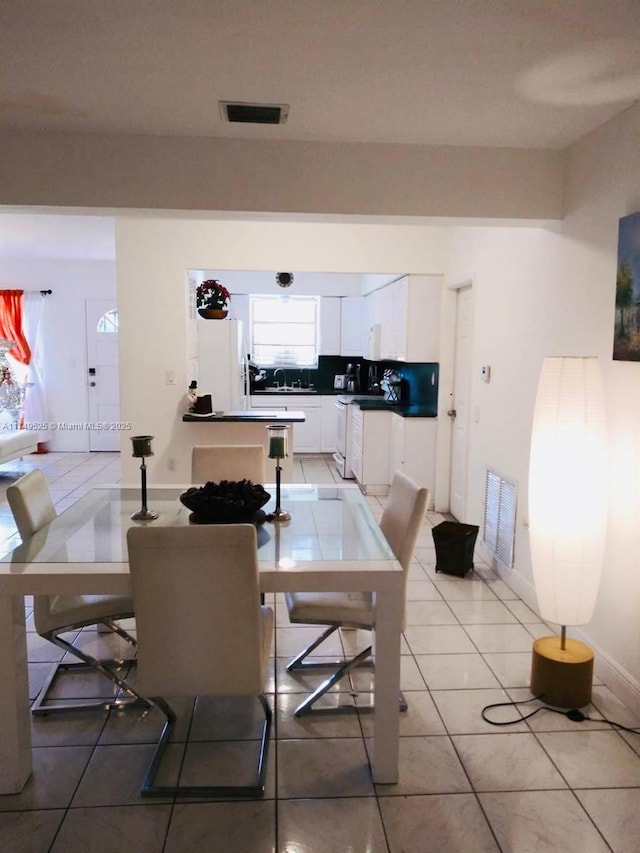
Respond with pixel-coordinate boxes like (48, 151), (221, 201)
(196, 319), (249, 411)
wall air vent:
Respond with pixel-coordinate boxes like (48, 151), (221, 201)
(482, 468), (517, 570)
(219, 101), (289, 125)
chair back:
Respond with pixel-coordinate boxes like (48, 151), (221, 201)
(380, 471), (429, 572)
(7, 470), (57, 541)
(191, 445), (266, 484)
(127, 524), (268, 697)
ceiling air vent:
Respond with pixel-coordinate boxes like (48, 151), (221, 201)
(219, 101), (289, 125)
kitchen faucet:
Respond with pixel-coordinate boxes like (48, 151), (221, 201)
(274, 368), (287, 389)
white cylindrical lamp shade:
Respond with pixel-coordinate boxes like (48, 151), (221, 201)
(528, 357), (608, 626)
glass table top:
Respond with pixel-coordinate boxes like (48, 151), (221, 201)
(3, 485), (396, 567)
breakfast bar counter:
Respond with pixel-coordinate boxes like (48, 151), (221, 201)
(182, 410), (305, 482)
(182, 410), (305, 423)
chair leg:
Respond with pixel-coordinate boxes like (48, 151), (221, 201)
(101, 618), (137, 648)
(293, 646), (373, 715)
(293, 646), (410, 717)
(141, 695), (272, 798)
(285, 625), (342, 671)
(31, 627), (150, 716)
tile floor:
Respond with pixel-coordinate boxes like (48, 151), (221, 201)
(0, 451), (639, 852)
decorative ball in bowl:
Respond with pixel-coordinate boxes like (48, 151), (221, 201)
(179, 479), (271, 524)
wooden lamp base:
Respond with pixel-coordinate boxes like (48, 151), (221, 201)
(530, 636), (594, 708)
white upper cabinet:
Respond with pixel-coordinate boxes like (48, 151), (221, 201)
(228, 293), (250, 326)
(319, 297), (341, 355)
(340, 296), (365, 356)
(374, 275), (442, 362)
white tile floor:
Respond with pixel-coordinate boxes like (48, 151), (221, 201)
(0, 451), (639, 851)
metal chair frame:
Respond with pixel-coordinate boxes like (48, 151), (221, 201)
(285, 472), (428, 716)
(141, 695), (272, 798)
(286, 624), (407, 716)
(31, 617), (148, 716)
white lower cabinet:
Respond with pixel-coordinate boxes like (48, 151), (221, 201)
(351, 406), (391, 495)
(250, 395), (322, 452)
(390, 413), (436, 508)
(293, 402), (322, 452)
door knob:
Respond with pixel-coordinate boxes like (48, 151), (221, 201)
(447, 409), (457, 418)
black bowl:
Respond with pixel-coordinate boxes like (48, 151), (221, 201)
(179, 479), (271, 523)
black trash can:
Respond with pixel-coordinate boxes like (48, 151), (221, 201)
(432, 521), (479, 577)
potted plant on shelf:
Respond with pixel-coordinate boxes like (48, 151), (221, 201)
(196, 279), (231, 319)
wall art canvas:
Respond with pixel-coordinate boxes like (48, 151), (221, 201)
(614, 211), (640, 361)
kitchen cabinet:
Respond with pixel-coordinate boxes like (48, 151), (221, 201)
(250, 394), (322, 452)
(320, 297), (341, 355)
(340, 296), (365, 356)
(373, 274), (443, 362)
(390, 413), (436, 508)
(321, 396), (337, 453)
(228, 294), (250, 328)
(350, 405), (391, 495)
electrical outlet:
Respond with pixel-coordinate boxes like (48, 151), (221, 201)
(165, 370), (176, 385)
(167, 457), (176, 471)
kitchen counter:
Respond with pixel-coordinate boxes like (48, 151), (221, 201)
(181, 410), (305, 481)
(251, 388), (342, 396)
(250, 389), (436, 417)
(352, 400), (437, 418)
(182, 410), (305, 422)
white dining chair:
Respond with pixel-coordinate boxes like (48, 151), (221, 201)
(7, 469), (145, 715)
(127, 523), (273, 797)
(285, 470), (429, 715)
(191, 444), (266, 484)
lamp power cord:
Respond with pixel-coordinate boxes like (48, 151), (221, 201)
(481, 695), (640, 734)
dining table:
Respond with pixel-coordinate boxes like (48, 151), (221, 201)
(0, 482), (404, 794)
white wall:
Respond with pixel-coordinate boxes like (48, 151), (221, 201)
(0, 258), (116, 450)
(444, 101), (640, 712)
(0, 128), (564, 220)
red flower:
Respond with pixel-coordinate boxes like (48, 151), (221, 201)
(196, 279), (231, 309)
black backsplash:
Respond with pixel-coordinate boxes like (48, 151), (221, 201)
(259, 356), (438, 413)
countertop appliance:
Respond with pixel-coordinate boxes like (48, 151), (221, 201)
(346, 362), (361, 393)
(248, 362), (267, 391)
(381, 369), (403, 402)
(367, 364), (380, 393)
(334, 374), (349, 390)
(196, 318), (249, 411)
(332, 393), (382, 479)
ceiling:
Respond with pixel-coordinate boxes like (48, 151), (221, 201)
(1, 1), (640, 260)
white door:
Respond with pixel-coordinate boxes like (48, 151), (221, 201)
(449, 285), (473, 521)
(86, 300), (120, 451)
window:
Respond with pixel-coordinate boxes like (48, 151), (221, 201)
(249, 295), (319, 367)
(96, 309), (118, 333)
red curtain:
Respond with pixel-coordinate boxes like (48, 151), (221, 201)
(0, 290), (31, 365)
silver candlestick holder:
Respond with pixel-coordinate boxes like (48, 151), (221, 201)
(130, 435), (159, 521)
(266, 424), (290, 522)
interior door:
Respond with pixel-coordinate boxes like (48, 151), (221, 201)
(449, 285), (473, 521)
(85, 300), (120, 451)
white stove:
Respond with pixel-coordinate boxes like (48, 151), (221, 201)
(333, 394), (383, 479)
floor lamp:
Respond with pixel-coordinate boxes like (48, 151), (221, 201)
(528, 357), (608, 708)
